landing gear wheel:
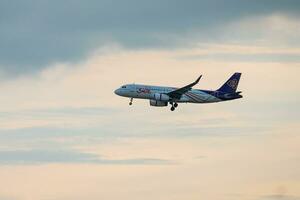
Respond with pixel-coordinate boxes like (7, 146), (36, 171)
(170, 106), (175, 111)
(174, 103), (178, 108)
(129, 98), (133, 105)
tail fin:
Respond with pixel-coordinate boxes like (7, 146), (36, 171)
(217, 72), (241, 93)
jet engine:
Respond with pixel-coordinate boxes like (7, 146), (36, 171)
(150, 99), (168, 107)
(154, 93), (170, 101)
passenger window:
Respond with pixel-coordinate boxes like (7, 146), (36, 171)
(122, 86), (126, 88)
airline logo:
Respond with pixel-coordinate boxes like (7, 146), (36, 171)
(227, 79), (238, 89)
(137, 88), (151, 94)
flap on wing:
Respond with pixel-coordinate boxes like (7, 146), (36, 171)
(167, 75), (202, 99)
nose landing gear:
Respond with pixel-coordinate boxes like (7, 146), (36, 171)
(129, 98), (133, 105)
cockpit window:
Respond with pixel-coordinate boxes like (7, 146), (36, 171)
(121, 86), (126, 88)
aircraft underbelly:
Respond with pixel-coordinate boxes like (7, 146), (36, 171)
(127, 90), (221, 103)
(134, 92), (152, 99)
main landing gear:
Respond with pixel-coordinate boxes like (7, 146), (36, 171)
(129, 98), (133, 105)
(170, 102), (178, 111)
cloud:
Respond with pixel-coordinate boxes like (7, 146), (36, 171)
(0, 45), (298, 141)
(259, 194), (300, 200)
(0, 196), (17, 200)
(0, 107), (116, 130)
(178, 52), (300, 63)
(0, 44), (299, 111)
(222, 14), (300, 46)
(0, 149), (172, 165)
(0, 0), (299, 74)
(0, 2), (299, 199)
(0, 129), (299, 200)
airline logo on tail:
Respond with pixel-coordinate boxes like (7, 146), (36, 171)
(227, 79), (238, 90)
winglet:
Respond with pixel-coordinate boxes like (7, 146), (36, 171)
(187, 75), (202, 89)
(167, 75), (202, 99)
(194, 75), (202, 85)
(190, 75), (202, 88)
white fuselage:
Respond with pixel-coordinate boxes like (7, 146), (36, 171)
(114, 84), (221, 103)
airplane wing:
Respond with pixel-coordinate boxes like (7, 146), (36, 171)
(167, 75), (202, 99)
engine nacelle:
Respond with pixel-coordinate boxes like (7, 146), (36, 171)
(150, 100), (168, 107)
(154, 93), (170, 101)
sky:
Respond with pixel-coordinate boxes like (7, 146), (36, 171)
(0, 0), (299, 200)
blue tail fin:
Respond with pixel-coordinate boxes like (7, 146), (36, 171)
(217, 73), (241, 93)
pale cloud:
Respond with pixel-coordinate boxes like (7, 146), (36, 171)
(176, 14), (300, 63)
(0, 43), (299, 132)
(0, 149), (171, 165)
(0, 126), (299, 200)
(237, 14), (300, 45)
(259, 194), (300, 200)
(0, 107), (114, 130)
(213, 14), (300, 47)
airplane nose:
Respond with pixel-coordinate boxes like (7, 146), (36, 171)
(114, 89), (120, 95)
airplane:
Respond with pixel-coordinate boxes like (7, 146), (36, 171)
(114, 72), (242, 111)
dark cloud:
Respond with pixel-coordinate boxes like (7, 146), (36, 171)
(0, 0), (299, 74)
(0, 149), (172, 165)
